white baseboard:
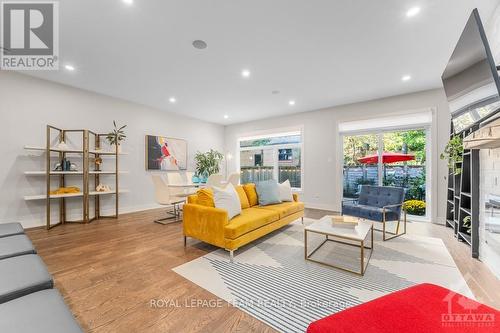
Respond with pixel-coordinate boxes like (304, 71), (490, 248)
(1, 203), (165, 229)
(303, 202), (339, 212)
(434, 215), (446, 225)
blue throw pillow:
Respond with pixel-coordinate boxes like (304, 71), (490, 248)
(255, 180), (282, 206)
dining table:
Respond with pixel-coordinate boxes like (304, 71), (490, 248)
(168, 183), (206, 188)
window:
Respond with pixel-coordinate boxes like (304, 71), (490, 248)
(239, 131), (302, 189)
(452, 98), (500, 133)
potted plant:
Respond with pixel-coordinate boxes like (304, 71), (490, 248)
(106, 121), (127, 152)
(403, 200), (426, 216)
(463, 216), (472, 234)
(440, 135), (463, 175)
(194, 149), (224, 183)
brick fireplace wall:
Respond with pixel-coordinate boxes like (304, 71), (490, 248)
(479, 149), (500, 278)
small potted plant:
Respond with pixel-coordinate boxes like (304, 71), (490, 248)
(463, 216), (472, 234)
(194, 149), (224, 183)
(440, 135), (463, 175)
(106, 121), (127, 153)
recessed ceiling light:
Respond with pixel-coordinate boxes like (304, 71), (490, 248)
(64, 64), (75, 71)
(224, 115), (229, 119)
(169, 97), (176, 103)
(289, 100), (296, 106)
(406, 7), (420, 17)
(241, 69), (251, 78)
(192, 40), (207, 49)
(122, 0), (133, 5)
(402, 75), (411, 81)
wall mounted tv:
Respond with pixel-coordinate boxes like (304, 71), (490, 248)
(442, 8), (500, 134)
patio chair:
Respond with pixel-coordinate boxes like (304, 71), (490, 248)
(342, 185), (406, 241)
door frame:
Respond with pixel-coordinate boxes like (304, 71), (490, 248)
(340, 125), (432, 221)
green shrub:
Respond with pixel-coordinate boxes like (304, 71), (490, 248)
(403, 200), (426, 216)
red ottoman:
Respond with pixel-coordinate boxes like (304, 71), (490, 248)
(307, 283), (499, 333)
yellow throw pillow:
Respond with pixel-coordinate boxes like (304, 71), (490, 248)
(243, 183), (258, 207)
(196, 188), (215, 207)
(235, 185), (250, 209)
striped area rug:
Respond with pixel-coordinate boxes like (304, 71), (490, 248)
(173, 219), (472, 333)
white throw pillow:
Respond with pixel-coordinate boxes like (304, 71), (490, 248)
(278, 180), (294, 202)
(212, 183), (242, 220)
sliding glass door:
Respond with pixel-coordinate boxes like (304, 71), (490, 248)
(343, 128), (427, 217)
(342, 134), (379, 199)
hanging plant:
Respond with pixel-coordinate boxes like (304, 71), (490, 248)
(194, 149), (224, 177)
(106, 121), (127, 146)
(440, 135), (463, 175)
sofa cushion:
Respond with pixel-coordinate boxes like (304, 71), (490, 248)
(278, 180), (294, 202)
(258, 201), (305, 219)
(342, 203), (399, 222)
(0, 289), (83, 333)
(0, 234), (36, 260)
(243, 183), (259, 207)
(0, 223), (24, 238)
(0, 254), (53, 304)
(196, 188), (215, 207)
(256, 180), (281, 206)
(213, 184), (241, 220)
(358, 185), (404, 211)
(235, 185), (250, 209)
(187, 194), (197, 204)
(225, 208), (279, 239)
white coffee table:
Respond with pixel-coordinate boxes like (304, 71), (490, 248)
(304, 215), (374, 275)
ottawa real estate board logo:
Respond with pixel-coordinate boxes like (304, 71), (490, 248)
(1, 1), (59, 70)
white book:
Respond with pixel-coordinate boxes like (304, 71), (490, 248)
(331, 216), (358, 229)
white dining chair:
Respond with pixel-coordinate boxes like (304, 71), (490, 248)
(184, 171), (195, 182)
(227, 172), (240, 187)
(206, 174), (225, 188)
(182, 171), (198, 194)
(167, 172), (196, 195)
(151, 174), (187, 224)
(167, 172), (183, 185)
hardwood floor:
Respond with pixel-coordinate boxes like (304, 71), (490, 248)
(26, 208), (500, 332)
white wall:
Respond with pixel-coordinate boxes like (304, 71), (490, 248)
(0, 72), (224, 228)
(478, 149), (500, 278)
(225, 89), (451, 224)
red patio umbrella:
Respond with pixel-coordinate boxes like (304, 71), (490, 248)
(358, 152), (415, 164)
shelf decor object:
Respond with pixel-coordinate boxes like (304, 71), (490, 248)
(444, 123), (479, 258)
(24, 125), (128, 230)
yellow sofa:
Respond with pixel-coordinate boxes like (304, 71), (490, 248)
(183, 183), (305, 261)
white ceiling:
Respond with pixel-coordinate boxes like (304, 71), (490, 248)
(24, 0), (500, 125)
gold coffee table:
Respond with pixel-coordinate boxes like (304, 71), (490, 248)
(304, 215), (374, 275)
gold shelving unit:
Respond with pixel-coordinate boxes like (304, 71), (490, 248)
(24, 125), (128, 229)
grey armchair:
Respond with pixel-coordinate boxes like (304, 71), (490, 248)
(342, 185), (407, 241)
